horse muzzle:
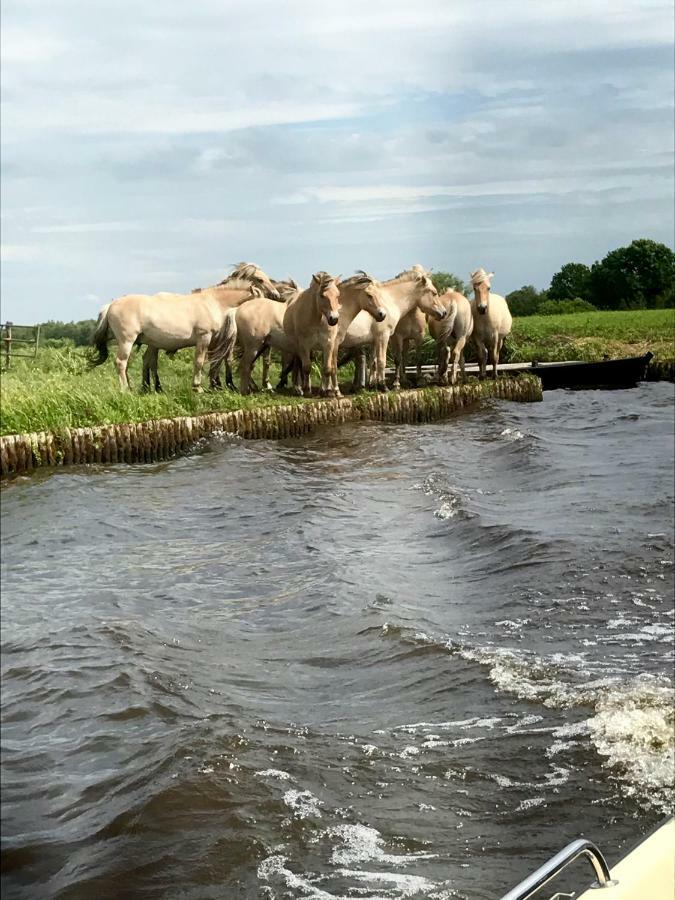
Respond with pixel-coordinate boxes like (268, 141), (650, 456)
(433, 306), (447, 321)
(375, 308), (387, 322)
(326, 313), (339, 327)
(478, 306), (487, 315)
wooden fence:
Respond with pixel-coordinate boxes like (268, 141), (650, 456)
(1, 322), (41, 369)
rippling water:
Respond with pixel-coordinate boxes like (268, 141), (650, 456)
(2, 384), (673, 900)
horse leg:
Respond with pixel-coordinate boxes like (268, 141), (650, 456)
(152, 348), (163, 393)
(276, 352), (294, 391)
(375, 339), (388, 392)
(438, 342), (450, 386)
(142, 346), (152, 393)
(451, 336), (466, 386)
(115, 339), (135, 391)
(491, 335), (500, 380)
(392, 336), (402, 390)
(192, 336), (210, 392)
(331, 344), (342, 398)
(474, 337), (487, 380)
(301, 350), (313, 396)
(399, 338), (409, 388)
(322, 337), (340, 398)
(262, 346), (273, 391)
(209, 358), (223, 391)
(142, 346), (160, 392)
(239, 347), (257, 395)
(352, 348), (366, 392)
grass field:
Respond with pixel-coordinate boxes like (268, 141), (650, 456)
(1, 309), (672, 436)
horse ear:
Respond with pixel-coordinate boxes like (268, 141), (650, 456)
(311, 273), (320, 284)
(487, 272), (495, 280)
(335, 274), (342, 285)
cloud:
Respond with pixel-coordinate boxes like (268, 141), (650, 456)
(0, 244), (38, 262)
(1, 0), (673, 321)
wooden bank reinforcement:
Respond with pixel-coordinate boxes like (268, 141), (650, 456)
(0, 376), (542, 478)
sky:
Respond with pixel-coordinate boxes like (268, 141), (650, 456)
(1, 0), (674, 323)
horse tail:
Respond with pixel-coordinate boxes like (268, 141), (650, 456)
(90, 303), (112, 367)
(209, 308), (238, 368)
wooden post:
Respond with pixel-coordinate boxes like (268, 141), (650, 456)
(34, 324), (41, 359)
(3, 322), (12, 369)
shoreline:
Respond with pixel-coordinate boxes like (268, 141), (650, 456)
(0, 377), (542, 478)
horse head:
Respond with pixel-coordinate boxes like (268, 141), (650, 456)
(343, 271), (387, 322)
(470, 268), (494, 315)
(311, 272), (341, 326)
(411, 268), (446, 321)
(230, 262), (281, 300)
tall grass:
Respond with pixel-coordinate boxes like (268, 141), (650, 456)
(0, 346), (308, 436)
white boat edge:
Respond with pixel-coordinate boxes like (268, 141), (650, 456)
(578, 817), (674, 900)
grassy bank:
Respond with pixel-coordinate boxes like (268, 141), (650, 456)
(1, 309), (672, 436)
(415, 308), (674, 364)
(508, 308), (674, 363)
(0, 346), (309, 436)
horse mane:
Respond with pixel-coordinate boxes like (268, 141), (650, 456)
(392, 264), (428, 282)
(275, 278), (300, 302)
(214, 276), (261, 291)
(342, 270), (378, 288)
(311, 271), (337, 290)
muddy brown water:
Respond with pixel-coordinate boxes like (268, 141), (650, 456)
(1, 383), (673, 899)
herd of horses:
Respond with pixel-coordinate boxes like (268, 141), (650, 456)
(91, 263), (513, 397)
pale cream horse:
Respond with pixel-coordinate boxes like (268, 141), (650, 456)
(279, 271), (388, 397)
(344, 267), (447, 392)
(213, 280), (301, 394)
(209, 278), (300, 392)
(429, 289), (474, 385)
(92, 263), (278, 392)
(142, 263), (280, 392)
(470, 268), (512, 380)
(390, 309), (427, 389)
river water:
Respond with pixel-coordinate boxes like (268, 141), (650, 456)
(1, 384), (673, 900)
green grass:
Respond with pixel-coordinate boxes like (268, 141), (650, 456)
(417, 308), (675, 365)
(508, 308), (675, 363)
(1, 309), (673, 436)
(0, 345), (312, 436)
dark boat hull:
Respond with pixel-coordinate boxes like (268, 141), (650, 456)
(532, 352), (653, 390)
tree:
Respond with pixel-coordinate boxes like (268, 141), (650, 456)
(537, 298), (596, 316)
(505, 285), (546, 317)
(589, 239), (675, 310)
(548, 263), (592, 302)
(431, 271), (467, 296)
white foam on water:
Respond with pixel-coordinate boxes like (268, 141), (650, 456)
(329, 823), (436, 867)
(434, 501), (459, 520)
(500, 427), (525, 441)
(283, 788), (323, 819)
(257, 855), (335, 899)
(257, 768), (293, 781)
(336, 868), (438, 897)
(587, 677), (675, 808)
(515, 797), (547, 812)
(455, 641), (674, 813)
(399, 746), (420, 759)
(258, 851), (444, 899)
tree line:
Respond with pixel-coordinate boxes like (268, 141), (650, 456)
(30, 238), (675, 344)
(490, 239), (673, 317)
